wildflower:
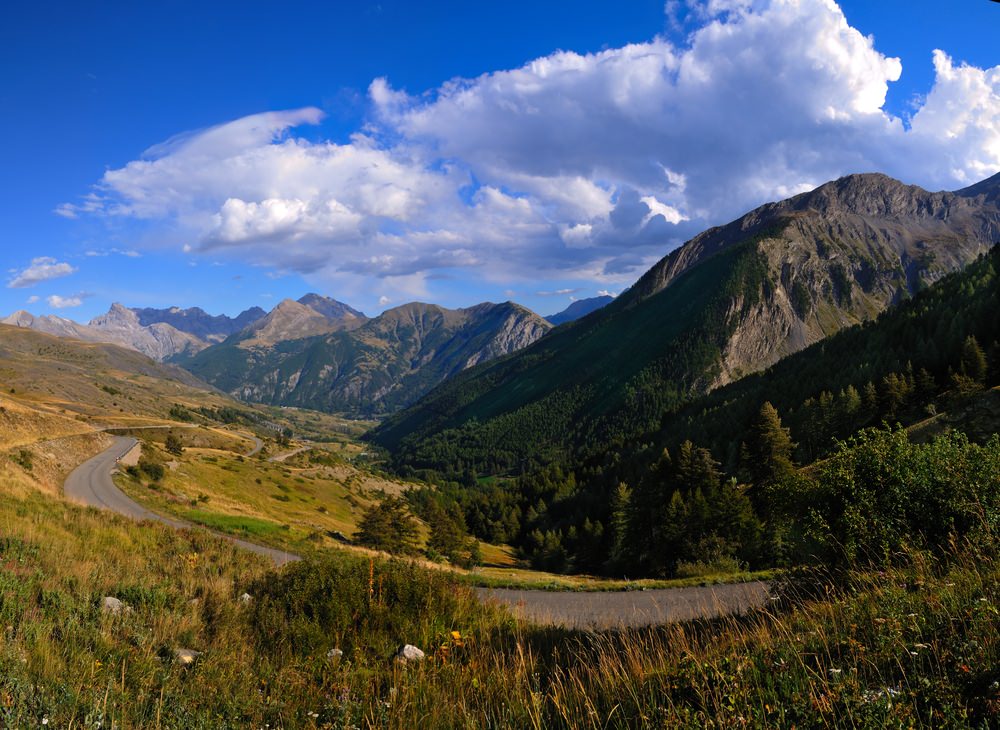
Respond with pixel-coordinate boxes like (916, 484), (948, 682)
(828, 668), (842, 677)
(42, 719), (48, 726)
(913, 643), (929, 650)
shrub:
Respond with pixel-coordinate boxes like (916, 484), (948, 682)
(247, 555), (493, 661)
(799, 427), (1000, 567)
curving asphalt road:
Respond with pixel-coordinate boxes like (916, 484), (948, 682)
(245, 435), (264, 457)
(65, 438), (770, 627)
(64, 436), (299, 566)
(475, 581), (771, 630)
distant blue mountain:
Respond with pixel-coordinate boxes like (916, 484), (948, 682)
(545, 296), (614, 325)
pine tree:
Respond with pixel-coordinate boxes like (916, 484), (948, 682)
(355, 497), (420, 555)
(745, 402), (795, 489)
(961, 335), (988, 384)
(608, 482), (632, 572)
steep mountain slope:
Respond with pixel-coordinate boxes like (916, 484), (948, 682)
(237, 297), (366, 346)
(89, 304), (207, 360)
(182, 301), (552, 416)
(0, 322), (226, 424)
(295, 294), (367, 323)
(371, 172), (1000, 472)
(546, 296), (614, 325)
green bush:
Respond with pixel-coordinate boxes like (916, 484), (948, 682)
(796, 427), (1000, 566)
(247, 554), (494, 661)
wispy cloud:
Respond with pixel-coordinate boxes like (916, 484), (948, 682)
(536, 288), (580, 297)
(8, 257), (77, 288)
(84, 248), (141, 258)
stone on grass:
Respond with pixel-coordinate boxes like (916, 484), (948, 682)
(394, 644), (425, 664)
(327, 648), (344, 660)
(238, 592), (252, 604)
(101, 596), (130, 615)
(174, 648), (203, 666)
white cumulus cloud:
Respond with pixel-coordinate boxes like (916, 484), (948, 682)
(47, 294), (83, 309)
(59, 0), (1000, 297)
(8, 257), (77, 288)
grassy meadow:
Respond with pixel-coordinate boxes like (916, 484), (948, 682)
(1, 447), (999, 728)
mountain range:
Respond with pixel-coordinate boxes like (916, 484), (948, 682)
(371, 171), (1000, 470)
(179, 300), (552, 417)
(4, 292), (599, 419)
(2, 303), (268, 361)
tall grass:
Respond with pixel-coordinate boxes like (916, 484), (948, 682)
(1, 479), (999, 727)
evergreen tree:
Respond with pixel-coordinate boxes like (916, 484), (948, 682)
(961, 335), (988, 384)
(355, 497), (420, 555)
(608, 482), (632, 572)
(164, 433), (184, 456)
(745, 402), (795, 491)
(426, 501), (469, 563)
(837, 385), (862, 436)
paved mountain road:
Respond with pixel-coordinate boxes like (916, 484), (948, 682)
(475, 581), (771, 629)
(64, 439), (770, 626)
(64, 436), (299, 566)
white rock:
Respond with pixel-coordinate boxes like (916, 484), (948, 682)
(238, 592), (252, 604)
(394, 644), (425, 664)
(100, 596), (130, 615)
(174, 648), (202, 666)
(327, 648), (343, 660)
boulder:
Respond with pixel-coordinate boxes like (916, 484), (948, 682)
(394, 644), (425, 664)
(100, 596), (130, 615)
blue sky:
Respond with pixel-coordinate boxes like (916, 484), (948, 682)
(1, 0), (998, 321)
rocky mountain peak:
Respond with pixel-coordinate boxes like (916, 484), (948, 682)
(91, 302), (141, 329)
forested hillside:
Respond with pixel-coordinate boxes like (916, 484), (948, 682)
(372, 173), (1000, 474)
(395, 246), (1000, 577)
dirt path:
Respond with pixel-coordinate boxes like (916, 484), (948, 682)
(268, 445), (309, 462)
(64, 436), (299, 566)
(476, 581), (772, 629)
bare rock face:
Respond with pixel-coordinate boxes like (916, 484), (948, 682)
(2, 304), (204, 361)
(619, 172), (1000, 389)
(132, 304), (266, 342)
